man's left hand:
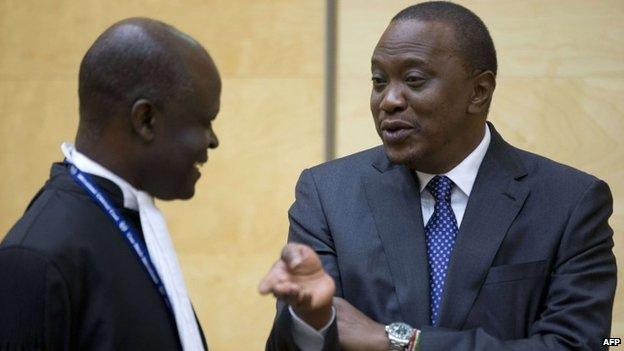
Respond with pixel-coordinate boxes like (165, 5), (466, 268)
(334, 297), (389, 351)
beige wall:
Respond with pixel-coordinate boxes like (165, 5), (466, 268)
(0, 0), (324, 349)
(2, 0), (623, 348)
(337, 0), (624, 336)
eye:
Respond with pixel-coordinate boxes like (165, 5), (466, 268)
(405, 75), (426, 88)
(371, 76), (387, 89)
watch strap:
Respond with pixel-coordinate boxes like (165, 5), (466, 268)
(407, 329), (421, 351)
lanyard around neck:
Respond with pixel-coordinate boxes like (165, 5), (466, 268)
(65, 162), (175, 318)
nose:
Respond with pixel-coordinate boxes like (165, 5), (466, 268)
(207, 128), (219, 149)
(379, 83), (407, 114)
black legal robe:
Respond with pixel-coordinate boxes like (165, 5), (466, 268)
(0, 163), (207, 350)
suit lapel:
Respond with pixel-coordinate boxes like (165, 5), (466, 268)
(364, 150), (430, 327)
(437, 124), (529, 328)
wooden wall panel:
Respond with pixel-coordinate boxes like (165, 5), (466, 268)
(337, 0), (624, 336)
(0, 1), (324, 349)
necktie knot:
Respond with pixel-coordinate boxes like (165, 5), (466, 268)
(426, 175), (454, 203)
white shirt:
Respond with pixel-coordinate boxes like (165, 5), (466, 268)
(292, 124), (491, 350)
(416, 123), (491, 228)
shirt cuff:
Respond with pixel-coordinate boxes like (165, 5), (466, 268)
(289, 305), (336, 351)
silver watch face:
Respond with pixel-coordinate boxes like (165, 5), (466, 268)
(386, 322), (413, 342)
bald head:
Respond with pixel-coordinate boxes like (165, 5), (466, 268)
(75, 18), (221, 200)
(78, 18), (212, 140)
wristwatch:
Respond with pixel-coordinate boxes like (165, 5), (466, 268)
(385, 322), (415, 350)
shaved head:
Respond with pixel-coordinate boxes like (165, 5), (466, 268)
(75, 18), (221, 200)
(77, 18), (208, 141)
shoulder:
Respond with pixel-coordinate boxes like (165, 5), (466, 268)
(512, 146), (607, 199)
(486, 124), (605, 198)
(312, 145), (384, 172)
(302, 146), (384, 184)
(489, 136), (613, 225)
(1, 180), (107, 265)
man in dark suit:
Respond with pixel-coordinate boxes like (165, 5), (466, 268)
(260, 2), (616, 350)
(0, 18), (219, 350)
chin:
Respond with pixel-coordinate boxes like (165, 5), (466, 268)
(176, 187), (196, 200)
(383, 144), (420, 167)
(156, 186), (195, 201)
(170, 173), (200, 200)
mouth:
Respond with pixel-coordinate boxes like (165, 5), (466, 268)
(193, 159), (207, 174)
(380, 119), (414, 143)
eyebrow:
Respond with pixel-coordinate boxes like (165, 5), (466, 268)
(371, 56), (430, 69)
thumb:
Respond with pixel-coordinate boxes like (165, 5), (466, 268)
(281, 243), (323, 275)
(281, 243), (306, 269)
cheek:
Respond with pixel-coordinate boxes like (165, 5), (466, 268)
(407, 85), (444, 115)
(370, 92), (380, 116)
(156, 134), (200, 175)
(411, 80), (465, 119)
(370, 93), (382, 131)
(406, 90), (453, 144)
(179, 131), (203, 150)
(175, 126), (207, 150)
(370, 88), (378, 108)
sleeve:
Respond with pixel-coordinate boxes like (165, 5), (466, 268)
(290, 306), (336, 350)
(265, 169), (341, 351)
(0, 247), (71, 350)
(418, 179), (617, 351)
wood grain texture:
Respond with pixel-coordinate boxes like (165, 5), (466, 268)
(337, 0), (624, 337)
(0, 1), (324, 349)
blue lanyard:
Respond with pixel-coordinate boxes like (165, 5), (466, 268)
(66, 162), (174, 317)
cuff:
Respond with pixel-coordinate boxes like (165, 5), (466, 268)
(289, 305), (336, 351)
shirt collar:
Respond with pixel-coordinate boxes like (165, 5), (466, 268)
(415, 123), (491, 197)
(61, 142), (140, 210)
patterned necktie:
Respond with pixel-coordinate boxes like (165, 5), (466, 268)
(425, 175), (459, 326)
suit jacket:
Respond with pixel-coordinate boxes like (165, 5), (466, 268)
(0, 163), (207, 351)
(267, 124), (616, 351)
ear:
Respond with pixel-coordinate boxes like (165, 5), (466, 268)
(467, 70), (496, 115)
(130, 99), (157, 142)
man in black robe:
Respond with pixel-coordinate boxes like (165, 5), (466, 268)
(0, 18), (220, 350)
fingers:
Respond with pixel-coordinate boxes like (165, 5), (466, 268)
(258, 260), (288, 294)
(259, 244), (310, 296)
(258, 256), (313, 305)
(260, 243), (334, 311)
(262, 280), (311, 308)
(271, 281), (300, 301)
(280, 285), (313, 307)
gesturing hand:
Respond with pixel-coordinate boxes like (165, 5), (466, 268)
(259, 243), (335, 329)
